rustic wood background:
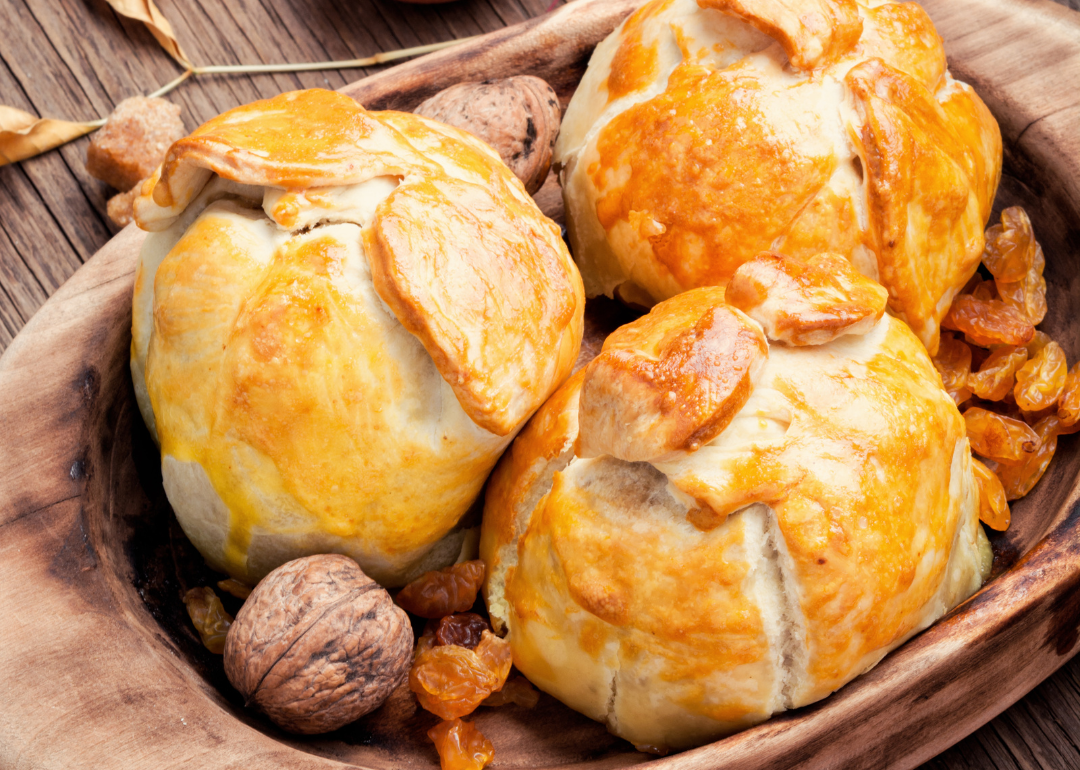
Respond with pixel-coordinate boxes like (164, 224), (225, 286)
(0, 0), (1078, 767)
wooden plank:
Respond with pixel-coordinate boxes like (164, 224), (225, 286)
(0, 192), (50, 327)
(0, 163), (84, 300)
(0, 2), (113, 259)
(928, 655), (1080, 769)
(223, 0), (352, 91)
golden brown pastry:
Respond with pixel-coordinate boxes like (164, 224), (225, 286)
(131, 89), (584, 587)
(555, 0), (1002, 353)
(481, 263), (990, 750)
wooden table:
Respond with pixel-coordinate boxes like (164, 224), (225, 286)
(1, 0), (1078, 767)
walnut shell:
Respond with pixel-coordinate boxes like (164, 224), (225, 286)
(223, 554), (413, 734)
(414, 76), (561, 195)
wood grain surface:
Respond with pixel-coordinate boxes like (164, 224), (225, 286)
(0, 1), (1079, 768)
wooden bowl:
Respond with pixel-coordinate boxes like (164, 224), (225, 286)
(1, 0), (1078, 767)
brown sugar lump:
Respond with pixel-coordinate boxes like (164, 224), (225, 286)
(87, 97), (184, 192)
(105, 178), (148, 227)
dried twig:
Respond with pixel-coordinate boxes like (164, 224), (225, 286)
(0, 36), (472, 167)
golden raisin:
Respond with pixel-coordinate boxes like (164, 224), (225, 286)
(997, 241), (1046, 325)
(1014, 340), (1067, 413)
(982, 207), (1036, 283)
(428, 719), (494, 770)
(963, 407), (1041, 464)
(482, 675), (540, 708)
(969, 278), (998, 302)
(1021, 405), (1060, 426)
(969, 346), (1027, 402)
(987, 415), (1060, 500)
(1025, 330), (1052, 358)
(970, 458), (1010, 531)
(635, 744), (672, 756)
(1058, 362), (1080, 428)
(434, 613), (491, 650)
(1054, 415), (1080, 436)
(932, 334), (973, 405)
(942, 295), (1034, 348)
(217, 578), (252, 600)
(410, 630), (512, 719)
(397, 561), (486, 619)
(183, 586), (233, 654)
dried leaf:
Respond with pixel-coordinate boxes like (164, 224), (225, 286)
(106, 0), (192, 68)
(0, 105), (99, 167)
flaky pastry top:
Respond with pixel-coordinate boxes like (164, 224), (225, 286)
(136, 89), (583, 436)
(555, 0), (1002, 353)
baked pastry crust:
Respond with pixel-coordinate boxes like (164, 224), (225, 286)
(576, 292), (768, 462)
(131, 89), (583, 586)
(555, 0), (1002, 353)
(481, 284), (990, 750)
(726, 251), (888, 345)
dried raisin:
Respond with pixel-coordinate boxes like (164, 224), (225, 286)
(942, 295), (1034, 348)
(970, 458), (1010, 531)
(482, 676), (540, 708)
(397, 561), (486, 619)
(1025, 330), (1052, 358)
(997, 241), (1046, 325)
(1058, 362), (1080, 428)
(410, 630), (512, 719)
(434, 613), (491, 650)
(987, 415), (1059, 500)
(970, 278), (998, 302)
(428, 719), (494, 770)
(217, 578), (252, 600)
(1014, 340), (1067, 412)
(969, 346), (1027, 402)
(982, 207), (1036, 283)
(963, 407), (1041, 464)
(932, 334), (973, 405)
(183, 586), (232, 654)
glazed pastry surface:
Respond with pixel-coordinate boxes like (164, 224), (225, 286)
(132, 89), (584, 586)
(555, 0), (1002, 353)
(481, 284), (990, 750)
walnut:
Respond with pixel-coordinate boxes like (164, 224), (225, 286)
(414, 77), (562, 195)
(223, 554), (413, 734)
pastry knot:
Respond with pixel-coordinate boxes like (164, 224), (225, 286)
(576, 288), (768, 462)
(726, 252), (888, 346)
(702, 0), (862, 70)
